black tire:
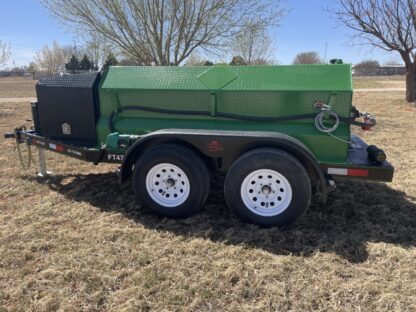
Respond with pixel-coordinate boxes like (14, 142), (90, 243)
(133, 144), (210, 218)
(224, 148), (311, 227)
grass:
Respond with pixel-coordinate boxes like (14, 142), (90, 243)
(1, 80), (416, 311)
(0, 77), (37, 98)
(353, 75), (405, 89)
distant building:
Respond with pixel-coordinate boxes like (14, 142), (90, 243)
(378, 65), (406, 76)
(352, 64), (406, 76)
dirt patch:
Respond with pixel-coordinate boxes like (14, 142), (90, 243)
(1, 91), (416, 311)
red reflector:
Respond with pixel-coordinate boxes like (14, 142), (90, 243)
(347, 169), (368, 177)
(56, 145), (64, 152)
(206, 140), (224, 152)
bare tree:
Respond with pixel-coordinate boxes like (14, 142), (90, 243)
(230, 55), (247, 65)
(83, 33), (114, 69)
(230, 19), (275, 65)
(354, 59), (381, 75)
(184, 53), (206, 66)
(63, 40), (109, 70)
(333, 0), (416, 102)
(293, 52), (323, 64)
(27, 62), (38, 79)
(40, 0), (284, 66)
(0, 40), (11, 67)
(35, 41), (69, 75)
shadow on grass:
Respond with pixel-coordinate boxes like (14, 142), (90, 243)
(27, 172), (416, 263)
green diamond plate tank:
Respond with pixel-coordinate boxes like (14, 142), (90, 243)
(97, 65), (353, 163)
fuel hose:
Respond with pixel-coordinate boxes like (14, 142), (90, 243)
(108, 105), (372, 142)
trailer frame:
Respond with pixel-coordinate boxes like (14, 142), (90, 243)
(10, 128), (394, 189)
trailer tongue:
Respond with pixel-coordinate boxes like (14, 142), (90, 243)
(4, 63), (394, 227)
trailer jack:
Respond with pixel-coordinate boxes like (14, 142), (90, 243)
(4, 127), (51, 177)
(36, 147), (52, 177)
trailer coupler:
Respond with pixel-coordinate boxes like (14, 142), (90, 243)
(4, 132), (15, 139)
(4, 127), (26, 143)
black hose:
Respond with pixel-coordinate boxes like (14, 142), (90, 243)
(108, 105), (368, 132)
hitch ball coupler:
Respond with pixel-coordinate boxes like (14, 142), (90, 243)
(4, 132), (16, 139)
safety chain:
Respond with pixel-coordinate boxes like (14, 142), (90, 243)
(14, 126), (35, 170)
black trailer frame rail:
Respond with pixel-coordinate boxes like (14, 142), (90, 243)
(22, 131), (124, 165)
(319, 135), (394, 182)
(11, 130), (393, 183)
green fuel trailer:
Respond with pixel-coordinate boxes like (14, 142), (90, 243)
(5, 63), (394, 227)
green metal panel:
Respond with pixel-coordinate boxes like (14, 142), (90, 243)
(197, 67), (238, 90)
(97, 64), (353, 164)
(100, 65), (352, 91)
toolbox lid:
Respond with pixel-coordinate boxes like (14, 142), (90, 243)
(37, 72), (101, 89)
(101, 64), (353, 92)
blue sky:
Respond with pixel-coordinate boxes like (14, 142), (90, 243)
(0, 0), (403, 67)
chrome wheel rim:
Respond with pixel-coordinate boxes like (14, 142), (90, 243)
(240, 169), (292, 216)
(146, 163), (190, 207)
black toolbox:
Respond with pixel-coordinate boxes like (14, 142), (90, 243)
(34, 72), (101, 146)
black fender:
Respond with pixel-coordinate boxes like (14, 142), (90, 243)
(120, 129), (327, 198)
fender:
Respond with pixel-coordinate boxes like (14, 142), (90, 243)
(120, 129), (327, 197)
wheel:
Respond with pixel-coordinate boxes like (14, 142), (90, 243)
(133, 144), (210, 218)
(224, 148), (311, 227)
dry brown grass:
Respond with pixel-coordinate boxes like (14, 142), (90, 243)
(1, 88), (416, 311)
(353, 76), (405, 89)
(0, 77), (37, 98)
